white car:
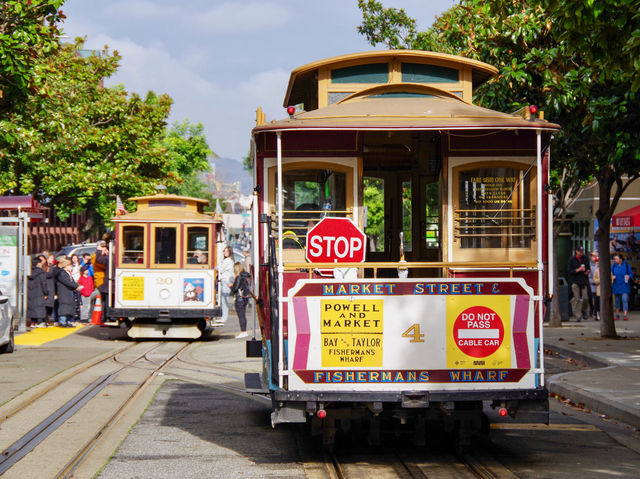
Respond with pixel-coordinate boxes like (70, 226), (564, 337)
(0, 296), (15, 354)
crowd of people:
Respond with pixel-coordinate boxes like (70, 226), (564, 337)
(567, 245), (638, 322)
(26, 240), (110, 328)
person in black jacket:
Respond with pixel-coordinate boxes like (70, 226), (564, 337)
(230, 262), (252, 339)
(56, 258), (82, 327)
(567, 246), (590, 321)
(27, 256), (49, 327)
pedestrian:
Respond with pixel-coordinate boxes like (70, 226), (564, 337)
(627, 231), (640, 253)
(80, 253), (94, 277)
(27, 256), (49, 327)
(70, 254), (81, 281)
(215, 246), (234, 326)
(611, 253), (633, 321)
(588, 251), (599, 319)
(94, 241), (110, 309)
(40, 255), (57, 324)
(77, 265), (95, 322)
(89, 240), (107, 317)
(56, 258), (83, 327)
(70, 254), (82, 320)
(230, 261), (252, 338)
(592, 256), (601, 321)
(242, 246), (252, 275)
(567, 246), (590, 322)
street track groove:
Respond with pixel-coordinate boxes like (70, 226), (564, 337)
(54, 341), (190, 479)
(0, 341), (189, 478)
(318, 449), (520, 479)
(0, 342), (137, 426)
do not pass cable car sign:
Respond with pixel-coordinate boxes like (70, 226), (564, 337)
(306, 217), (366, 263)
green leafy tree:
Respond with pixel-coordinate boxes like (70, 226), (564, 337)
(363, 177), (384, 251)
(161, 120), (214, 198)
(0, 0), (64, 112)
(357, 0), (640, 337)
(0, 38), (178, 229)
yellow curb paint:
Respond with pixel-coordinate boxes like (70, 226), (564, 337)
(490, 423), (599, 431)
(15, 325), (85, 346)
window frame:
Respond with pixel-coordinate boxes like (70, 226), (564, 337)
(118, 223), (147, 268)
(184, 225), (212, 269)
(150, 223), (181, 269)
(450, 159), (537, 263)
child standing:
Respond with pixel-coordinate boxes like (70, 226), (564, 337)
(78, 265), (95, 322)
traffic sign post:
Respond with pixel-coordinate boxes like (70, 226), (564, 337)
(305, 217), (366, 263)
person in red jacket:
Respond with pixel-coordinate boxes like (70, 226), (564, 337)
(77, 265), (95, 322)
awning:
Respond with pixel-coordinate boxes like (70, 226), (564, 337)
(612, 204), (640, 228)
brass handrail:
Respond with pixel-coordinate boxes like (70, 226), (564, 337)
(283, 261), (538, 279)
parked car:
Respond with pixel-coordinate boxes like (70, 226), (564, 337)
(55, 242), (98, 259)
(0, 295), (14, 354)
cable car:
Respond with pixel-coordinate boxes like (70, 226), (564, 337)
(105, 194), (223, 339)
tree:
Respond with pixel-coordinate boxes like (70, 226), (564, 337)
(0, 38), (178, 228)
(161, 120), (214, 199)
(536, 0), (640, 91)
(363, 177), (384, 251)
(358, 0), (640, 337)
(0, 0), (65, 112)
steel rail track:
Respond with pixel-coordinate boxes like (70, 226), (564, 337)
(0, 342), (185, 476)
(0, 342), (138, 426)
(324, 449), (518, 479)
(53, 342), (191, 479)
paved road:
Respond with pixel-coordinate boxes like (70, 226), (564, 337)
(3, 315), (640, 478)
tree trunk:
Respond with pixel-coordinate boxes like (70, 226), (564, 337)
(596, 176), (617, 338)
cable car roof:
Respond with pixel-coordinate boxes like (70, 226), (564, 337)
(112, 194), (221, 223)
(284, 50), (499, 108)
(255, 85), (560, 133)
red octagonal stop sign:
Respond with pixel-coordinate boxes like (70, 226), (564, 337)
(306, 217), (366, 263)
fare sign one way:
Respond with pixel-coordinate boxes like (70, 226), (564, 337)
(306, 217), (366, 263)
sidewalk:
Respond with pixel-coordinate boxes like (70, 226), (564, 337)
(544, 310), (640, 428)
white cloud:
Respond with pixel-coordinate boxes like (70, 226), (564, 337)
(194, 2), (294, 34)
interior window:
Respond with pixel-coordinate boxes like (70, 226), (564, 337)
(402, 180), (412, 253)
(457, 166), (532, 249)
(122, 226), (144, 264)
(186, 227), (209, 265)
(155, 227), (177, 263)
(280, 169), (346, 249)
(363, 177), (385, 252)
(425, 182), (440, 249)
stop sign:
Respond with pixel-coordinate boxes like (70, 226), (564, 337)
(306, 217), (366, 263)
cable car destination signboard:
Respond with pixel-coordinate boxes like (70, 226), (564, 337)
(287, 278), (535, 392)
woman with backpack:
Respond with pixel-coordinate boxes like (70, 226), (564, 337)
(611, 253), (633, 321)
(230, 262), (252, 339)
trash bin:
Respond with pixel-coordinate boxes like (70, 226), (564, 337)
(558, 277), (569, 321)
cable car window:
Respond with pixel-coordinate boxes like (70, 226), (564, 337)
(457, 166), (532, 249)
(280, 169), (346, 249)
(186, 227), (209, 265)
(402, 180), (412, 253)
(122, 226), (144, 264)
(425, 182), (440, 248)
(155, 227), (177, 263)
(363, 177), (385, 252)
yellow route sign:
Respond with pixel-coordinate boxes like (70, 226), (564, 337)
(122, 276), (145, 301)
(320, 299), (383, 367)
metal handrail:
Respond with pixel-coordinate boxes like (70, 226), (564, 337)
(283, 261), (538, 278)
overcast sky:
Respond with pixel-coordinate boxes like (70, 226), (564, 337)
(60, 0), (455, 162)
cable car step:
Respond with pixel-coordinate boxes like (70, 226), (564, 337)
(245, 372), (269, 394)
